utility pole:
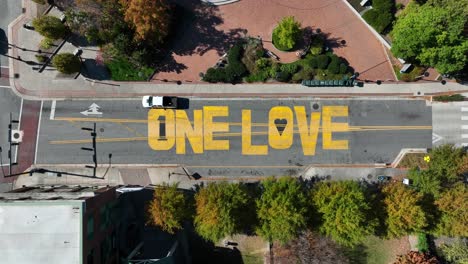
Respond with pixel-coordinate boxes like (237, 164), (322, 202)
(8, 113), (19, 175)
(81, 123), (97, 178)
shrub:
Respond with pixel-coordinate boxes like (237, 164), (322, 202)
(35, 54), (47, 63)
(268, 63), (280, 78)
(433, 94), (465, 102)
(362, 0), (394, 33)
(317, 55), (330, 69)
(275, 71), (291, 82)
(396, 3), (404, 10)
(292, 68), (314, 83)
(327, 61), (341, 74)
(246, 71), (270, 83)
(39, 37), (54, 49)
(309, 57), (319, 68)
(242, 39), (264, 72)
(32, 15), (68, 40)
(310, 37), (324, 55)
(272, 16), (302, 51)
(417, 233), (429, 253)
(255, 58), (271, 71)
(226, 44), (247, 81)
(203, 68), (226, 83)
(52, 53), (81, 74)
(339, 63), (348, 74)
(280, 63), (299, 74)
(105, 56), (153, 81)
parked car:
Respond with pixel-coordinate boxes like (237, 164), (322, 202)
(377, 175), (392, 182)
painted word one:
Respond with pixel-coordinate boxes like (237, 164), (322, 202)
(148, 106), (349, 155)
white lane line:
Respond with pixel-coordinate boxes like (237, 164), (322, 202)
(0, 86), (11, 89)
(50, 100), (56, 120)
(462, 116), (468, 121)
(462, 143), (468, 147)
(462, 134), (468, 139)
(462, 125), (468, 130)
(0, 66), (9, 68)
(462, 107), (468, 112)
(14, 98), (24, 163)
(34, 101), (44, 164)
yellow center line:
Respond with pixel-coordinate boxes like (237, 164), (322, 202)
(49, 126), (432, 145)
(53, 117), (430, 129)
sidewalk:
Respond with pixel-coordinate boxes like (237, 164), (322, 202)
(7, 1), (468, 101)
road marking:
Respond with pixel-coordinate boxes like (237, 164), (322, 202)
(54, 116), (432, 130)
(462, 134), (468, 139)
(461, 143), (468, 147)
(117, 122), (145, 137)
(462, 125), (468, 130)
(50, 100), (56, 120)
(0, 86), (11, 89)
(49, 125), (433, 145)
(462, 116), (468, 121)
(432, 133), (443, 144)
(34, 101), (44, 164)
(462, 107), (468, 112)
(0, 66), (8, 68)
(80, 103), (102, 116)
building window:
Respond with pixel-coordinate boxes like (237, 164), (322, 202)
(87, 216), (94, 240)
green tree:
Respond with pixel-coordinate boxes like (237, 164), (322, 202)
(391, 3), (468, 74)
(256, 177), (308, 244)
(434, 183), (468, 237)
(147, 184), (192, 234)
(32, 15), (68, 40)
(382, 182), (427, 238)
(52, 53), (81, 74)
(409, 145), (464, 197)
(439, 239), (468, 264)
(272, 16), (301, 51)
(194, 182), (250, 242)
(311, 181), (375, 247)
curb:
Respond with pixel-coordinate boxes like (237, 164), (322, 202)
(391, 148), (427, 167)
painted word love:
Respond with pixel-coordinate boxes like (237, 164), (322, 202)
(148, 106), (349, 155)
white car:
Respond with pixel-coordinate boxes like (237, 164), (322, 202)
(142, 96), (178, 109)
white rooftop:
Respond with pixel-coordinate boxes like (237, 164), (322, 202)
(0, 201), (83, 264)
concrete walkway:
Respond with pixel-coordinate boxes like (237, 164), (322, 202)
(6, 1), (467, 101)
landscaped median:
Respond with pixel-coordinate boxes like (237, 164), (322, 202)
(202, 16), (355, 84)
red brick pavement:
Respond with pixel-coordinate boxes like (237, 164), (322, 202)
(154, 0), (395, 82)
(1, 100), (41, 183)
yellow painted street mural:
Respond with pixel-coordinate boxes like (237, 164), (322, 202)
(148, 106), (349, 155)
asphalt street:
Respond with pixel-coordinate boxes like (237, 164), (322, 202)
(36, 98), (432, 176)
(0, 0), (22, 68)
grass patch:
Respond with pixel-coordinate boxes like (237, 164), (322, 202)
(397, 153), (428, 169)
(106, 57), (153, 81)
(345, 236), (410, 264)
(433, 94), (465, 102)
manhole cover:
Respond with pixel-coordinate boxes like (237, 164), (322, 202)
(13, 133), (20, 139)
(100, 128), (104, 133)
(312, 103), (320, 110)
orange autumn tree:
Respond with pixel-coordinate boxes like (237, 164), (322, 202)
(121, 0), (171, 44)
